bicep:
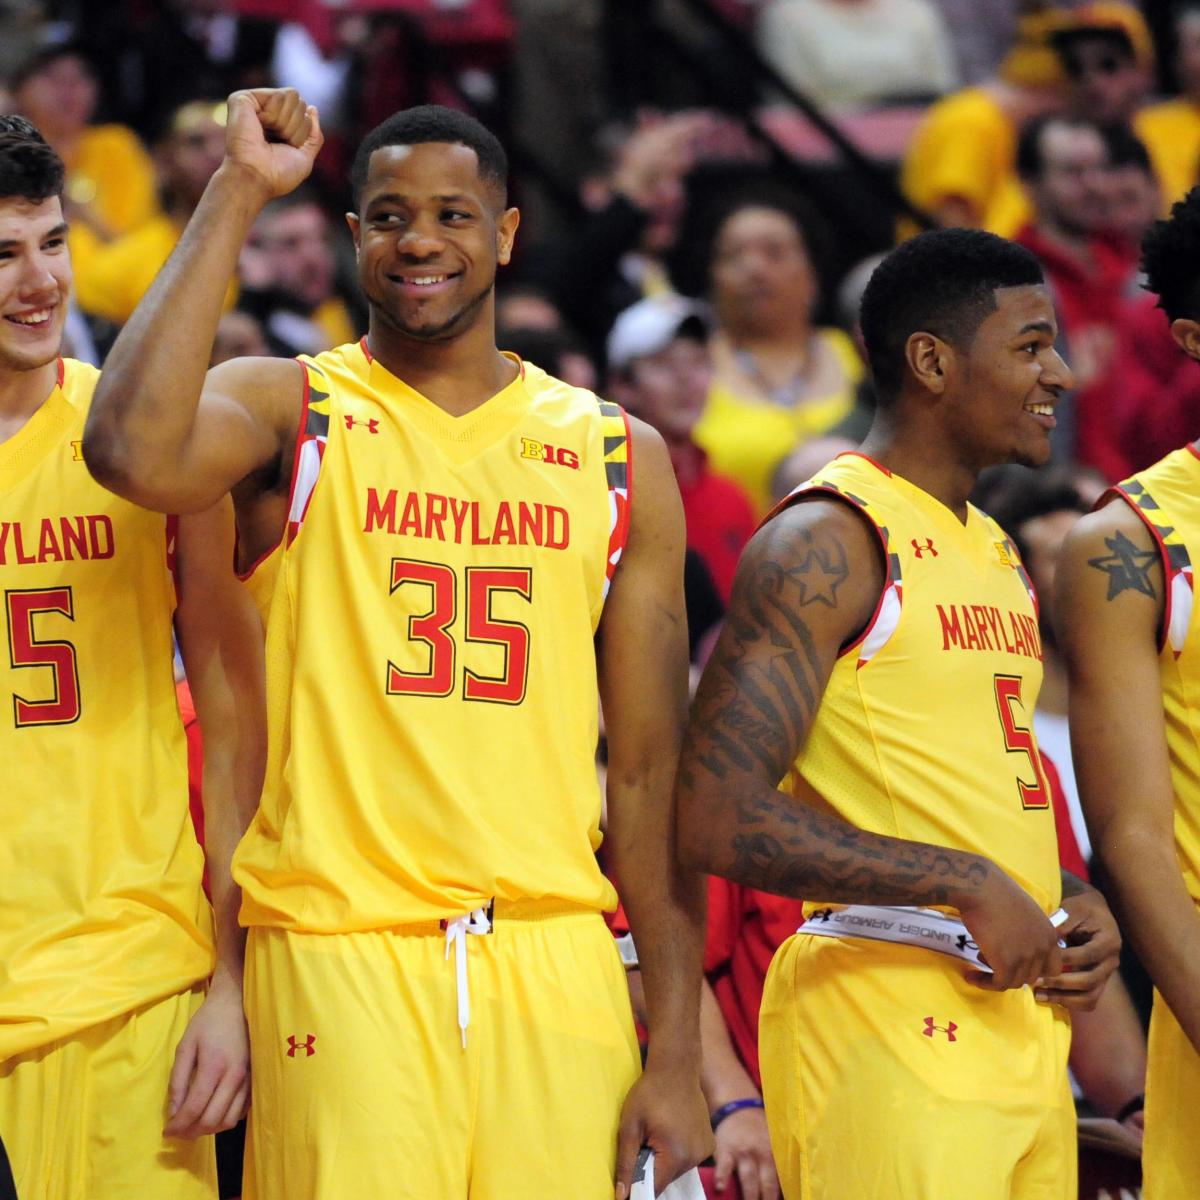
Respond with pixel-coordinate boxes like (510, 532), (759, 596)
(1057, 507), (1175, 845)
(681, 498), (883, 797)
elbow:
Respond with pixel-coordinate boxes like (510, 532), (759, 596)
(81, 418), (133, 496)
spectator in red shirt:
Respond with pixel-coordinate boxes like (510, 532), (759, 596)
(1014, 113), (1141, 480)
(606, 295), (757, 606)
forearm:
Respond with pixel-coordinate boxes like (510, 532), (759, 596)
(201, 756), (249, 990)
(699, 980), (759, 1108)
(679, 776), (992, 911)
(1068, 973), (1146, 1118)
(1099, 831), (1200, 1047)
(83, 165), (268, 496)
(608, 779), (706, 1074)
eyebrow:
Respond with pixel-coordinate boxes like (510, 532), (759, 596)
(1016, 320), (1055, 337)
(366, 192), (477, 207)
(0, 222), (68, 250)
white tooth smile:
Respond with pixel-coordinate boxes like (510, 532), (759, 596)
(408, 276), (447, 286)
(8, 309), (51, 325)
(1025, 403), (1054, 416)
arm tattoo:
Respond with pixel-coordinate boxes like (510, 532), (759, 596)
(680, 514), (992, 907)
(1087, 530), (1159, 601)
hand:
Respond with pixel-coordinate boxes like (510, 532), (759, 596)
(223, 88), (323, 201)
(958, 867), (1063, 992)
(164, 974), (250, 1139)
(712, 1105), (780, 1200)
(611, 112), (710, 209)
(1034, 886), (1121, 1010)
(615, 1063), (713, 1199)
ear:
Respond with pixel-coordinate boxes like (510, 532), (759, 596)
(345, 212), (361, 257)
(1170, 317), (1200, 362)
(905, 331), (951, 396)
(496, 206), (520, 267)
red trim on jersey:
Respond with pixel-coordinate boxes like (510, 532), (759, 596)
(1105, 485), (1171, 655)
(837, 450), (891, 476)
(360, 335), (373, 364)
(55, 357), (65, 388)
(608, 405), (634, 579)
(237, 358), (310, 583)
(165, 513), (181, 605)
(1188, 442), (1200, 464)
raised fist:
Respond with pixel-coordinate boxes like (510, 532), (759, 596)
(223, 88), (323, 200)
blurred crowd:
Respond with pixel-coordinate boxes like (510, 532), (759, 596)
(3, 1), (1190, 1195)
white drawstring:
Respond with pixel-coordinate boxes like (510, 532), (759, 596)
(443, 906), (493, 1048)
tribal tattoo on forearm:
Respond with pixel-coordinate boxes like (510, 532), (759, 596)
(679, 519), (991, 906)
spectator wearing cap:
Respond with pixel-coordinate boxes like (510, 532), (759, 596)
(1053, 2), (1154, 127)
(9, 41), (159, 280)
(75, 99), (236, 325)
(606, 295), (756, 607)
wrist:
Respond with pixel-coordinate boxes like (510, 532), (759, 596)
(710, 1098), (765, 1130)
(210, 161), (275, 216)
(950, 856), (997, 914)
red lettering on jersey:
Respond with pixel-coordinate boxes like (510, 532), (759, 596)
(449, 497), (470, 543)
(961, 607), (982, 651)
(424, 493), (449, 541)
(1009, 612), (1028, 657)
(546, 506), (569, 550)
(518, 502), (543, 545)
(937, 603), (964, 650)
(970, 605), (994, 651)
(0, 515), (115, 565)
(492, 501), (516, 545)
(398, 492), (422, 537)
(364, 487), (397, 533)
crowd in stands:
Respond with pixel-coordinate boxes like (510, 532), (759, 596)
(6, 1), (1197, 1196)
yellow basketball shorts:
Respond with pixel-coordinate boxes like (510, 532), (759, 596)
(0, 986), (216, 1200)
(1143, 990), (1200, 1198)
(243, 909), (642, 1199)
(760, 933), (1075, 1200)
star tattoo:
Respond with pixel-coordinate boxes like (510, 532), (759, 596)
(788, 541), (849, 607)
(1087, 530), (1158, 600)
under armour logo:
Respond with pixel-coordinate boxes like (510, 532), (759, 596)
(923, 1017), (957, 1042)
(911, 538), (938, 558)
(809, 908), (835, 923)
(286, 1034), (317, 1057)
(344, 415), (380, 434)
(955, 933), (978, 953)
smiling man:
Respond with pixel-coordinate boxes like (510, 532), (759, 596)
(676, 228), (1122, 1200)
(81, 90), (711, 1199)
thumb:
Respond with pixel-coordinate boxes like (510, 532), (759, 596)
(614, 1114), (643, 1200)
(302, 105), (324, 161)
(167, 1031), (198, 1117)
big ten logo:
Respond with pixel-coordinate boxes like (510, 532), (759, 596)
(520, 437), (579, 470)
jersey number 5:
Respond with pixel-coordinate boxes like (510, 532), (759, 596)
(6, 587), (81, 728)
(386, 559), (532, 705)
(993, 673), (1050, 810)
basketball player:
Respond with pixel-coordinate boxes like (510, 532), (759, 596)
(676, 228), (1122, 1199)
(1056, 185), (1200, 1198)
(0, 118), (264, 1197)
(82, 90), (711, 1198)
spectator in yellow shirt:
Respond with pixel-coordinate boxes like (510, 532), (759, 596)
(9, 42), (159, 276)
(692, 194), (861, 516)
(76, 100), (236, 325)
(1135, 4), (1200, 208)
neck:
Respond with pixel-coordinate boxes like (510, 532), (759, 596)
(858, 407), (978, 520)
(366, 309), (517, 417)
(1039, 646), (1068, 715)
(0, 358), (60, 442)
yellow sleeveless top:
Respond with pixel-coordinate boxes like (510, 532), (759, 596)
(234, 343), (631, 931)
(0, 359), (213, 1059)
(777, 454), (1061, 915)
(1112, 446), (1200, 902)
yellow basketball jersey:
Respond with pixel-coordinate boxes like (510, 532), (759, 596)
(0, 359), (213, 1059)
(1112, 447), (1200, 902)
(778, 454), (1061, 914)
(234, 343), (630, 931)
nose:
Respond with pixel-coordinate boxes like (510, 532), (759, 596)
(18, 251), (58, 300)
(1043, 345), (1077, 395)
(397, 215), (445, 258)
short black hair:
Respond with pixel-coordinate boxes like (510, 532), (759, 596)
(350, 105), (508, 210)
(1015, 114), (1103, 180)
(0, 115), (64, 204)
(8, 39), (93, 93)
(1142, 185), (1200, 321)
(859, 228), (1044, 404)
